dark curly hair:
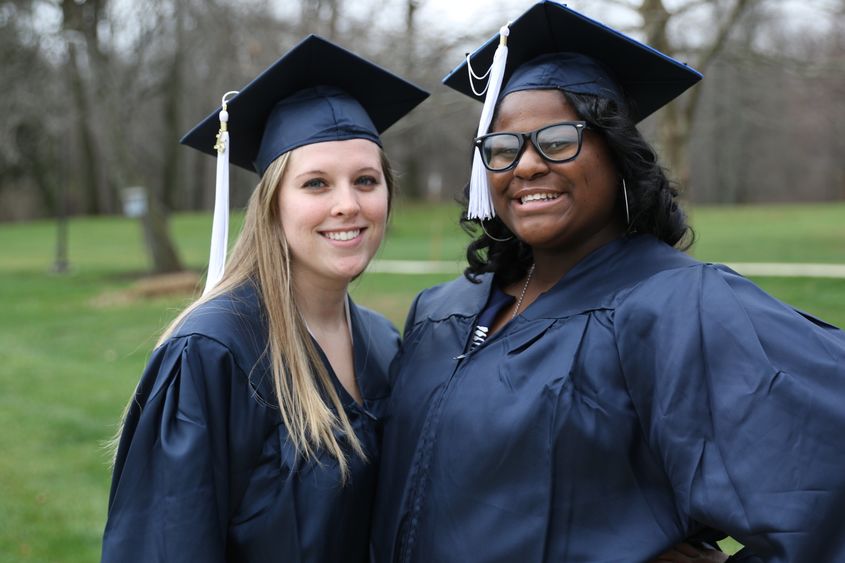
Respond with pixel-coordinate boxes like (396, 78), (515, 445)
(461, 90), (693, 285)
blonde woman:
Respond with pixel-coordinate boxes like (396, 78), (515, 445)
(101, 36), (427, 563)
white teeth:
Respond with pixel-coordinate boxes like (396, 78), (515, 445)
(520, 193), (560, 204)
(323, 229), (361, 241)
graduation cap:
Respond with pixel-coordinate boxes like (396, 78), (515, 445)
(180, 35), (428, 294)
(442, 0), (702, 220)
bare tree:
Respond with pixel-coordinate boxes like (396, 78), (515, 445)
(2, 0), (843, 224)
(143, 0), (186, 273)
(394, 0), (424, 198)
(60, 0), (116, 214)
(582, 0), (761, 189)
(300, 0), (340, 39)
(2, 0), (61, 218)
(687, 0), (845, 204)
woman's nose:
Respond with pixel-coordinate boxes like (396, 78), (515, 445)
(331, 185), (361, 216)
(513, 140), (550, 179)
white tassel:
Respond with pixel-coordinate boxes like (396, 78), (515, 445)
(204, 91), (238, 296)
(467, 25), (510, 220)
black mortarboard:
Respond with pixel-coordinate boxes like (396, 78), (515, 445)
(443, 0), (701, 123)
(181, 35), (428, 295)
(181, 34), (428, 175)
(442, 0), (701, 220)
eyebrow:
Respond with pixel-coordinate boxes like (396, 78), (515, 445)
(293, 166), (381, 180)
(354, 166), (382, 176)
(294, 169), (328, 179)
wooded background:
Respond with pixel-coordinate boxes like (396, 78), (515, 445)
(2, 0), (843, 263)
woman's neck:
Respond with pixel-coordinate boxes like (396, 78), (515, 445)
(291, 267), (361, 405)
(291, 270), (349, 331)
(530, 226), (625, 292)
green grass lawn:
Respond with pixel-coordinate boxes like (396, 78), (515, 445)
(689, 203), (845, 264)
(1, 201), (843, 561)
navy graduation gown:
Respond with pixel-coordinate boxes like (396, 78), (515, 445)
(102, 281), (398, 563)
(372, 234), (845, 563)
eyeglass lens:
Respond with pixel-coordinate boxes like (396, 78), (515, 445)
(481, 123), (582, 170)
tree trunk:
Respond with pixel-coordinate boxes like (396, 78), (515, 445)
(399, 0), (423, 198)
(66, 40), (103, 215)
(327, 0), (339, 40)
(161, 1), (184, 211)
(146, 0), (185, 273)
(637, 0), (758, 194)
(61, 0), (118, 214)
(141, 192), (184, 274)
(14, 120), (57, 215)
(300, 0), (339, 38)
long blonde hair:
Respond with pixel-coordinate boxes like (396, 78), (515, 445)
(132, 148), (394, 479)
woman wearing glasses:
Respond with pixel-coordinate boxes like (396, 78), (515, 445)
(372, 3), (845, 562)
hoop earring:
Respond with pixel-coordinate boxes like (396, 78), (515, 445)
(479, 220), (514, 242)
(622, 179), (631, 227)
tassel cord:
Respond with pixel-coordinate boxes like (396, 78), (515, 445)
(467, 25), (510, 220)
(203, 90), (239, 295)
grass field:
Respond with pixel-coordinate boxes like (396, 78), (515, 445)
(1, 201), (844, 561)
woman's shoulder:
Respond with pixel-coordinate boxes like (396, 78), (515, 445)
(349, 300), (401, 369)
(614, 248), (761, 310)
(615, 253), (844, 344)
(160, 282), (270, 394)
(604, 236), (738, 306)
(170, 282), (267, 355)
(412, 273), (493, 323)
(350, 300), (399, 340)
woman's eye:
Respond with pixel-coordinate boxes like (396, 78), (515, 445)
(355, 175), (379, 187)
(302, 178), (327, 189)
(545, 140), (573, 151)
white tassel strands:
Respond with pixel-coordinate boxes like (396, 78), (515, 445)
(467, 25), (510, 220)
(203, 90), (239, 295)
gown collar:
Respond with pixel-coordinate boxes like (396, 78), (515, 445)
(520, 235), (698, 320)
(312, 297), (383, 416)
(422, 235), (699, 323)
(216, 283), (383, 416)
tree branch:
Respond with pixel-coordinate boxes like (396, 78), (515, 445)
(684, 0), (760, 127)
(668, 0), (711, 18)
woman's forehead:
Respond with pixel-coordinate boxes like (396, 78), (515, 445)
(492, 89), (576, 130)
(287, 138), (382, 172)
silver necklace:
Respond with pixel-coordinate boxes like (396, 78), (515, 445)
(512, 263), (536, 320)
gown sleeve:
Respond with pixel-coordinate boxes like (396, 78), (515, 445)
(614, 264), (845, 562)
(102, 334), (266, 563)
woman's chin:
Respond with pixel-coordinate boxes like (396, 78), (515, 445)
(330, 258), (372, 282)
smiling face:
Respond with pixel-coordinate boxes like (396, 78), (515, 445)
(278, 138), (389, 288)
(489, 89), (625, 263)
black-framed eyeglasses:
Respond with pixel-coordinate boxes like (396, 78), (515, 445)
(474, 121), (589, 172)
